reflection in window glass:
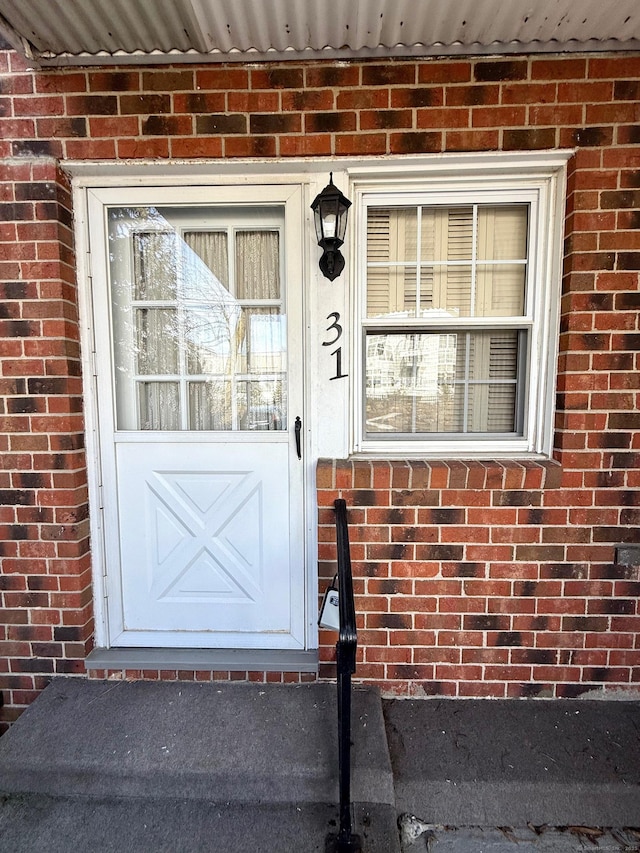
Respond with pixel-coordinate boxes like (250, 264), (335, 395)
(135, 309), (178, 375)
(237, 378), (285, 431)
(188, 381), (232, 431)
(133, 232), (177, 300)
(365, 331), (520, 435)
(109, 206), (287, 431)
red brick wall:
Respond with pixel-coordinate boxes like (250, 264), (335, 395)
(317, 460), (640, 698)
(1, 47), (640, 725)
(0, 157), (92, 731)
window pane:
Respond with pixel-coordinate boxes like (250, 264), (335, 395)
(421, 207), (474, 262)
(136, 308), (178, 374)
(184, 231), (229, 293)
(421, 265), (472, 317)
(236, 230), (280, 299)
(138, 382), (180, 430)
(487, 384), (518, 432)
(366, 333), (460, 434)
(368, 203), (528, 320)
(365, 331), (520, 435)
(477, 205), (528, 260)
(236, 378), (286, 430)
(367, 266), (417, 316)
(366, 208), (418, 318)
(476, 264), (526, 317)
(133, 232), (177, 300)
(188, 380), (232, 430)
(367, 208), (417, 264)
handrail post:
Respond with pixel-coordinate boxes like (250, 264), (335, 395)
(330, 499), (361, 853)
(337, 652), (358, 851)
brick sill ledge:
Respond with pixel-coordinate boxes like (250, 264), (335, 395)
(85, 648), (318, 673)
(317, 457), (562, 491)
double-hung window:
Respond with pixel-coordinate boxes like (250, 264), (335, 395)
(354, 158), (566, 457)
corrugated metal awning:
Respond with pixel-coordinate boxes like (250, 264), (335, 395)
(1, 0), (639, 66)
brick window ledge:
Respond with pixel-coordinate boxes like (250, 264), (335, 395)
(317, 457), (562, 494)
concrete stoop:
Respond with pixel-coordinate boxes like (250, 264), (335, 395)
(1, 678), (639, 852)
(383, 697), (640, 829)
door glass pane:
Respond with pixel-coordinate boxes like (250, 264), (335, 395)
(136, 308), (179, 374)
(138, 382), (180, 430)
(188, 381), (232, 430)
(133, 232), (177, 300)
(237, 308), (286, 374)
(237, 378), (285, 430)
(184, 306), (236, 376)
(109, 206), (286, 431)
(184, 231), (229, 292)
(236, 231), (280, 299)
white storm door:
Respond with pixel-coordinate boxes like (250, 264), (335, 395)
(90, 186), (306, 649)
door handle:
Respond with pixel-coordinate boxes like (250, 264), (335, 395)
(294, 416), (302, 460)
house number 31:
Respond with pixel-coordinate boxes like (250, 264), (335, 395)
(323, 312), (348, 381)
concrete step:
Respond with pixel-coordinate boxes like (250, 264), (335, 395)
(0, 795), (401, 853)
(0, 678), (399, 852)
(384, 697), (640, 828)
(0, 678), (393, 805)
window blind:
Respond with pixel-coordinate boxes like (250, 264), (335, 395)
(364, 204), (527, 436)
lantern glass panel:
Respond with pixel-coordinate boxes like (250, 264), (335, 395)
(336, 206), (348, 242)
(323, 208), (338, 239)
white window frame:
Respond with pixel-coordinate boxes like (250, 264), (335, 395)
(350, 153), (569, 459)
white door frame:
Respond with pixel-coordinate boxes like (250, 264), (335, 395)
(72, 167), (325, 654)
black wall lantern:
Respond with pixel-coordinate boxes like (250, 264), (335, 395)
(311, 173), (352, 281)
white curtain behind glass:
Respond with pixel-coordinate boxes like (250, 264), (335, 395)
(184, 229), (285, 431)
(133, 231), (180, 429)
(184, 231), (232, 429)
(236, 230), (280, 299)
(112, 205), (289, 432)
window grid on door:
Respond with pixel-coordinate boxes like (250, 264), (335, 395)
(112, 208), (287, 432)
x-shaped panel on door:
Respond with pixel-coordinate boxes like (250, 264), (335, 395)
(144, 469), (264, 604)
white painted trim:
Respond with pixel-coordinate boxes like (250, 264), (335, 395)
(349, 152), (570, 459)
(73, 184), (110, 647)
(65, 151), (574, 184)
(74, 173), (321, 651)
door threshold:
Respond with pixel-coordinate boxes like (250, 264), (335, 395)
(85, 647), (319, 673)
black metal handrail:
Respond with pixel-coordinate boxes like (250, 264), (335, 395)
(332, 498), (361, 853)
